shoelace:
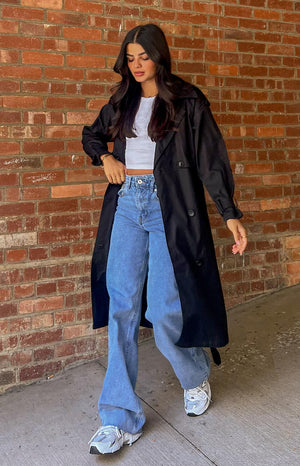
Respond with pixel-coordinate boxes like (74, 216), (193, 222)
(88, 425), (120, 445)
(186, 385), (211, 403)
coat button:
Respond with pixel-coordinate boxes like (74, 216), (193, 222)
(187, 209), (195, 217)
(195, 259), (203, 267)
(178, 161), (185, 167)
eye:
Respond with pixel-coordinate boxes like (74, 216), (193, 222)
(142, 57), (149, 61)
(127, 58), (134, 63)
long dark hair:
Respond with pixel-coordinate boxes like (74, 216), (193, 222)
(109, 24), (183, 141)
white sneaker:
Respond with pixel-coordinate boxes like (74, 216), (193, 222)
(88, 425), (142, 454)
(184, 380), (211, 416)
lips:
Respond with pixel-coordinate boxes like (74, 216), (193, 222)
(134, 72), (144, 77)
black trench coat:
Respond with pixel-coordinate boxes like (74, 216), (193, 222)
(82, 84), (242, 349)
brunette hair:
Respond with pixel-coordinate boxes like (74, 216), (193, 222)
(109, 24), (183, 141)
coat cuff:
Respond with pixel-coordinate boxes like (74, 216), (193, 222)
(90, 150), (114, 167)
(222, 206), (243, 222)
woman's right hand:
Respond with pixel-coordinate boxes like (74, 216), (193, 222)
(101, 154), (126, 184)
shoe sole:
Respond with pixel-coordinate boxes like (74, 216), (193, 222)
(89, 432), (142, 455)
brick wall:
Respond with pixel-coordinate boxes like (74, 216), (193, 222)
(0, 0), (299, 392)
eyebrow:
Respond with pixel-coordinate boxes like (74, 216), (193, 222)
(126, 52), (147, 57)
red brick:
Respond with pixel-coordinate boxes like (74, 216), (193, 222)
(19, 296), (64, 314)
(33, 347), (55, 362)
(244, 163), (273, 174)
(66, 54), (105, 69)
(64, 324), (91, 339)
(55, 310), (75, 324)
(0, 289), (11, 302)
(64, 0), (103, 13)
(32, 314), (54, 329)
(10, 350), (32, 366)
(28, 247), (49, 260)
(0, 50), (19, 63)
(0, 302), (17, 318)
(44, 67), (84, 81)
(38, 229), (80, 244)
(2, 6), (44, 21)
(57, 280), (75, 292)
(46, 125), (82, 139)
(55, 341), (75, 357)
(71, 243), (91, 255)
(23, 267), (40, 282)
(254, 9), (280, 20)
(261, 198), (291, 211)
(0, 20), (18, 34)
(46, 97), (86, 109)
(0, 142), (20, 155)
(14, 284), (34, 299)
(19, 361), (62, 382)
(23, 141), (64, 155)
(51, 213), (91, 228)
(36, 282), (57, 296)
(20, 329), (63, 348)
(22, 171), (65, 188)
(50, 245), (70, 258)
(287, 263), (300, 274)
(0, 173), (18, 186)
(255, 187), (282, 198)
(22, 187), (50, 200)
(22, 51), (64, 66)
(6, 249), (27, 262)
(0, 202), (35, 217)
(42, 155), (84, 170)
(22, 0), (62, 8)
(5, 188), (21, 202)
(3, 96), (43, 109)
(38, 199), (78, 214)
(51, 184), (92, 198)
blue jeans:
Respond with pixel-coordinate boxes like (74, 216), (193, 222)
(99, 175), (210, 434)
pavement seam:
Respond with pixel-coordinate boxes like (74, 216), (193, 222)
(140, 396), (217, 465)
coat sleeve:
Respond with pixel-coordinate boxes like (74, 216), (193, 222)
(82, 103), (115, 166)
(193, 99), (243, 221)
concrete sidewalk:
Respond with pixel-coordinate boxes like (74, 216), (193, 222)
(1, 285), (299, 465)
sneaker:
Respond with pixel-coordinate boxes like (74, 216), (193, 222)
(184, 380), (211, 416)
(88, 425), (142, 454)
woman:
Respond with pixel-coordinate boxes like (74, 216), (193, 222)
(82, 23), (247, 455)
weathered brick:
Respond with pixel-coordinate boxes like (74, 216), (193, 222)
(21, 0), (62, 9)
(6, 249), (27, 262)
(19, 361), (62, 382)
(0, 371), (16, 386)
(20, 329), (63, 348)
(0, 303), (18, 318)
(19, 296), (63, 314)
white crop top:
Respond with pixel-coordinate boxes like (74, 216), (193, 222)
(125, 97), (156, 169)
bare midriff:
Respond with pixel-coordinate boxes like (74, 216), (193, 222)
(126, 169), (153, 175)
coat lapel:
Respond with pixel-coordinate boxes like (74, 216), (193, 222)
(154, 104), (186, 168)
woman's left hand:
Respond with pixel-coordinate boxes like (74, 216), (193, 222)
(226, 219), (247, 256)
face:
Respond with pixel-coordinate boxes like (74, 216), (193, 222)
(126, 43), (157, 86)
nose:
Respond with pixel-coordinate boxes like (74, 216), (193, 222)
(133, 58), (142, 68)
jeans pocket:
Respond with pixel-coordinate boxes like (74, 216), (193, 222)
(117, 184), (126, 197)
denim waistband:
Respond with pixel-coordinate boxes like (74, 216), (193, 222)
(123, 174), (156, 190)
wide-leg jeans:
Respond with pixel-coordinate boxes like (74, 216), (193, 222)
(99, 175), (210, 434)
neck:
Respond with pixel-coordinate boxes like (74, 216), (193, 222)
(141, 81), (158, 98)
